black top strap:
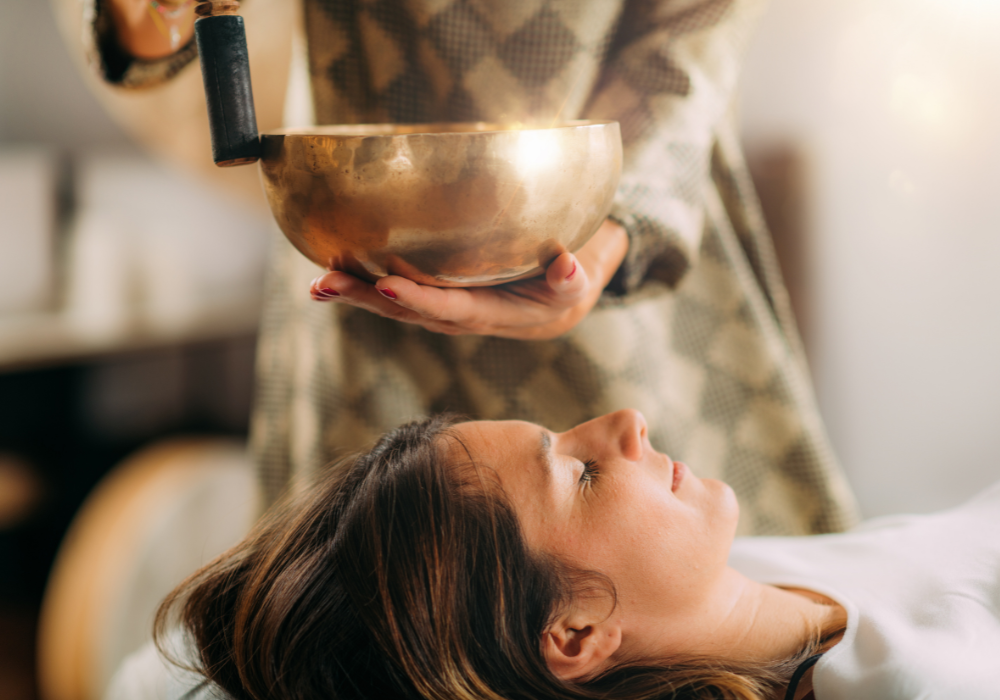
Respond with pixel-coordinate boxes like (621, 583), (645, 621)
(783, 653), (825, 700)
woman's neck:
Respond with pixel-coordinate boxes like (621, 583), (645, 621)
(725, 574), (845, 662)
(632, 567), (846, 665)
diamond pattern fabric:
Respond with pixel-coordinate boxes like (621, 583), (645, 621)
(495, 8), (581, 88)
(85, 0), (860, 535)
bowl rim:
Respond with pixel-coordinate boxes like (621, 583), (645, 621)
(261, 119), (620, 140)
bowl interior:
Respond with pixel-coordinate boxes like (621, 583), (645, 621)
(263, 120), (613, 138)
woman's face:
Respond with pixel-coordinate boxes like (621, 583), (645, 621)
(448, 409), (739, 660)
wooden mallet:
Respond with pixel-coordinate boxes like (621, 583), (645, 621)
(194, 1), (260, 167)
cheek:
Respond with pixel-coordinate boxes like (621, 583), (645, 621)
(537, 480), (729, 586)
(539, 494), (660, 572)
(583, 495), (698, 583)
(618, 486), (735, 590)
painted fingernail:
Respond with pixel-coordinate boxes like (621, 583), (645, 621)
(565, 261), (578, 281)
(378, 287), (398, 300)
(313, 287), (340, 300)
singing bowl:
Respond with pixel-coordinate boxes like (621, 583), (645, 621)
(258, 120), (622, 287)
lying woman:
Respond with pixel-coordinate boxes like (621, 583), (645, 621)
(111, 410), (1000, 700)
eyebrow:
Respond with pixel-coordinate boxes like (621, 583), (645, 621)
(537, 430), (553, 482)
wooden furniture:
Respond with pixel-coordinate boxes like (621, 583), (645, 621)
(37, 438), (258, 700)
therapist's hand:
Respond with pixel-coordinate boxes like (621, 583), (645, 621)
(309, 219), (628, 340)
(107, 0), (196, 60)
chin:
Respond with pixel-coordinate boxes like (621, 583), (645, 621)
(706, 479), (740, 533)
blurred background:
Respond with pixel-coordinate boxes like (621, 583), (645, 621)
(739, 0), (1000, 518)
(1, 0), (999, 698)
(0, 1), (270, 698)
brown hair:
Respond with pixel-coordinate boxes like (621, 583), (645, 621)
(155, 415), (838, 700)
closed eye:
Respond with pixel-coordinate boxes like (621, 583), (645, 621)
(579, 458), (600, 484)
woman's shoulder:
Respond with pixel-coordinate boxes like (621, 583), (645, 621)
(104, 632), (231, 700)
(817, 627), (1000, 700)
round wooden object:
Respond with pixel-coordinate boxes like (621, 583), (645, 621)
(37, 438), (259, 700)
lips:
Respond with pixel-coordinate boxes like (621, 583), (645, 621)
(671, 461), (686, 492)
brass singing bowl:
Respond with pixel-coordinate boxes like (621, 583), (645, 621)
(258, 120), (622, 287)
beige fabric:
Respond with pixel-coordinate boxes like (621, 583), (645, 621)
(84, 0), (860, 535)
(256, 0), (859, 534)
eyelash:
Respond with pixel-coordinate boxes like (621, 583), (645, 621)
(579, 458), (601, 484)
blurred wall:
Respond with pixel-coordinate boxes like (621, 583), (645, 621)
(0, 0), (132, 151)
(740, 0), (1000, 517)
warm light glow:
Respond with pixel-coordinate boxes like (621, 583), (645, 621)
(914, 0), (1000, 21)
(889, 72), (954, 132)
(916, 0), (1000, 26)
(389, 149), (413, 170)
(935, 0), (1000, 10)
(515, 130), (559, 175)
(888, 169), (917, 197)
(828, 0), (994, 149)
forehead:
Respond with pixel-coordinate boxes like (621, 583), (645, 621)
(444, 420), (580, 552)
(446, 419), (541, 463)
(444, 420), (550, 496)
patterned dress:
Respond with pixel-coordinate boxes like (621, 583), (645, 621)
(89, 0), (859, 535)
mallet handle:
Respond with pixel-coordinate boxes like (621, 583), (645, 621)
(194, 1), (260, 167)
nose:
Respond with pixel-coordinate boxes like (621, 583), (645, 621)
(606, 409), (647, 462)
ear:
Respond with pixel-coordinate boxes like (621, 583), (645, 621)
(542, 612), (623, 681)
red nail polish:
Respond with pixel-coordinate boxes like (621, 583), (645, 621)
(318, 287), (340, 297)
(379, 287), (397, 300)
(565, 261), (578, 281)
